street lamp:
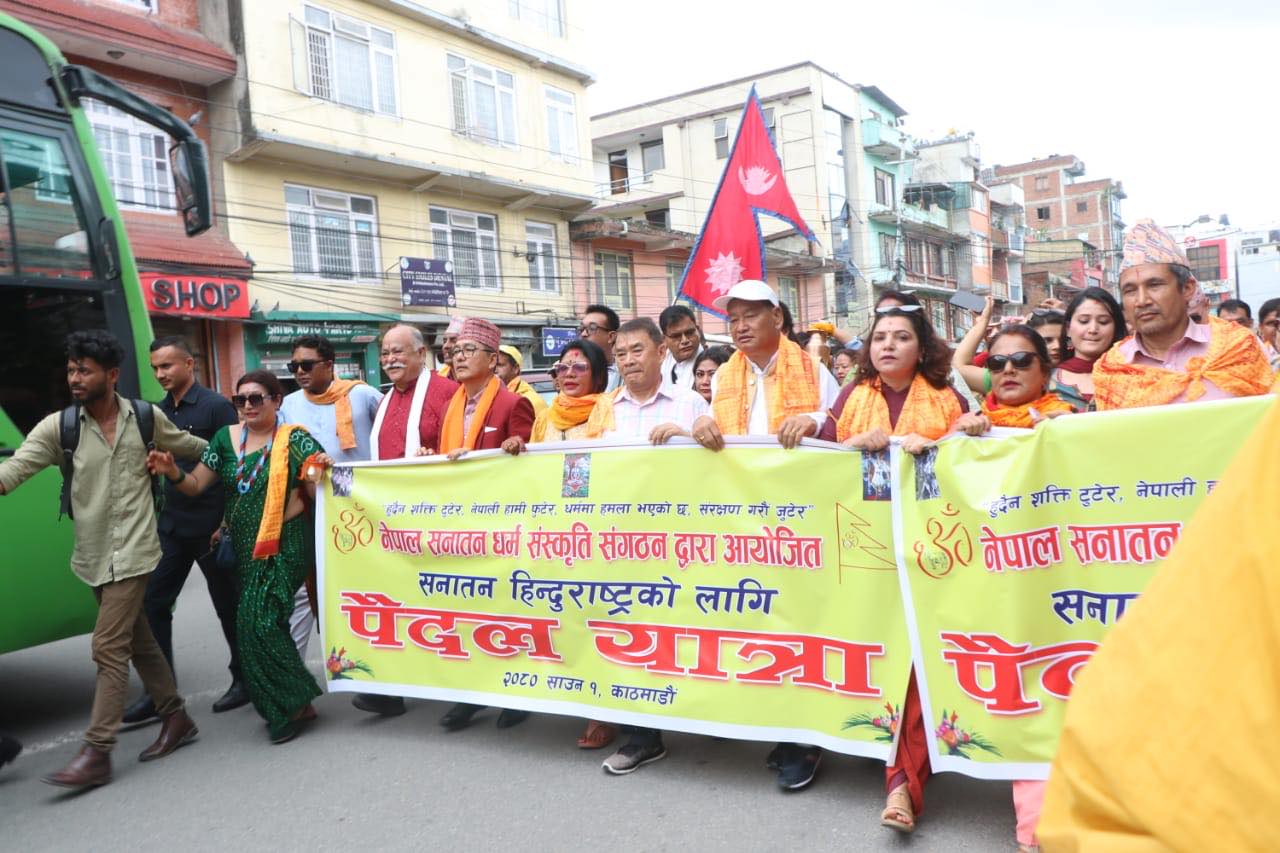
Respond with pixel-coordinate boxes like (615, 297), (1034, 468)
(1181, 214), (1211, 227)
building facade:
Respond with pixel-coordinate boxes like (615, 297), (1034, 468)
(202, 0), (597, 378)
(5, 0), (252, 391)
(992, 155), (1125, 288)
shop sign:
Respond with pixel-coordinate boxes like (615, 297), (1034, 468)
(142, 273), (250, 319)
(542, 327), (578, 357)
(399, 257), (456, 308)
(264, 322), (380, 345)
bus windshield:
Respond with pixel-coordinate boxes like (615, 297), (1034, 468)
(0, 126), (96, 280)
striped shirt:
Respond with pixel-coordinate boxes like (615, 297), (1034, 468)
(604, 382), (709, 439)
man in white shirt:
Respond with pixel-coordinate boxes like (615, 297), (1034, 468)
(658, 304), (705, 391)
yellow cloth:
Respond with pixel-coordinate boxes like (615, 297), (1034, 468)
(436, 364), (453, 379)
(711, 337), (818, 435)
(1039, 397), (1280, 851)
(1094, 317), (1273, 410)
(302, 378), (365, 450)
(532, 392), (603, 442)
(252, 424), (298, 559)
(835, 374), (962, 442)
(439, 376), (500, 452)
(583, 388), (622, 438)
(508, 377), (548, 416)
(981, 391), (1074, 428)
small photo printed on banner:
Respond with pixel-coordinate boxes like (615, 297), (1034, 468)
(915, 447), (941, 501)
(331, 466), (354, 498)
(862, 451), (892, 502)
(562, 453), (591, 498)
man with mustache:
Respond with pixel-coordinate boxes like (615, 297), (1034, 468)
(350, 323), (458, 718)
(658, 304), (705, 390)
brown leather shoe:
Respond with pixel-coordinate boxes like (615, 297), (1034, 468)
(42, 745), (112, 789)
(138, 708), (199, 762)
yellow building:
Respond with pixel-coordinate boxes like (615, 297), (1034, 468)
(206, 0), (595, 379)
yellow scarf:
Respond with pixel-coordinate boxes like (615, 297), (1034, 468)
(835, 374), (962, 442)
(508, 377), (548, 414)
(252, 424), (298, 559)
(439, 376), (501, 452)
(532, 392), (603, 441)
(1094, 317), (1273, 410)
(303, 378), (364, 450)
(583, 388), (623, 438)
(982, 391), (1074, 428)
(711, 337), (818, 435)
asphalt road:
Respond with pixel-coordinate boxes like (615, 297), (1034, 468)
(0, 572), (1017, 851)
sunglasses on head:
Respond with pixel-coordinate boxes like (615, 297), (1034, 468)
(231, 393), (276, 409)
(875, 304), (923, 314)
(551, 362), (590, 377)
(287, 359), (329, 373)
(986, 352), (1038, 372)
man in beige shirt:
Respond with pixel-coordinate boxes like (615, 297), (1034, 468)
(0, 331), (207, 789)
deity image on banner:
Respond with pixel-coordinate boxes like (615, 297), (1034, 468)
(562, 453), (591, 498)
(862, 450), (892, 502)
(914, 447), (941, 501)
(331, 465), (354, 498)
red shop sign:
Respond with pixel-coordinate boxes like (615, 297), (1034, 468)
(141, 272), (250, 319)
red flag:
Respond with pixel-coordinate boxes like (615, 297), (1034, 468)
(678, 86), (815, 315)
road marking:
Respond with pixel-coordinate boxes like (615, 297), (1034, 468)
(18, 687), (226, 757)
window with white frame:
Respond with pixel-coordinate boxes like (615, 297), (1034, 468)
(508, 0), (565, 37)
(971, 188), (987, 213)
(713, 117), (729, 159)
(524, 220), (558, 292)
(448, 54), (518, 147)
(971, 233), (988, 266)
(777, 276), (798, 313)
(430, 205), (501, 289)
(294, 5), (397, 115)
(594, 251), (633, 310)
(544, 85), (577, 162)
(666, 260), (689, 304)
(285, 185), (380, 281)
(86, 100), (174, 211)
(640, 139), (664, 177)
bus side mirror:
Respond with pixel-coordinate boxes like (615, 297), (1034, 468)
(169, 139), (212, 237)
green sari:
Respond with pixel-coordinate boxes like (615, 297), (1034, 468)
(202, 426), (321, 737)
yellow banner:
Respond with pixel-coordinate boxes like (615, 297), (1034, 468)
(320, 439), (913, 758)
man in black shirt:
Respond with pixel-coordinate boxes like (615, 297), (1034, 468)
(122, 337), (244, 725)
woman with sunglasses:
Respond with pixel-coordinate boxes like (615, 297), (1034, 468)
(1052, 287), (1128, 410)
(983, 326), (1074, 427)
(147, 370), (329, 745)
(526, 339), (610, 444)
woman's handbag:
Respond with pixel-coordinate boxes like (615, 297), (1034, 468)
(214, 524), (236, 571)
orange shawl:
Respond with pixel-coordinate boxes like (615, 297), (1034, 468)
(835, 374), (962, 442)
(303, 378), (365, 450)
(532, 392), (603, 441)
(252, 424), (298, 559)
(1094, 317), (1273, 411)
(711, 337), (818, 435)
(583, 388), (623, 438)
(439, 376), (501, 452)
(982, 391), (1074, 428)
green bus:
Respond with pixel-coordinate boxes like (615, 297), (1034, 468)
(0, 14), (212, 654)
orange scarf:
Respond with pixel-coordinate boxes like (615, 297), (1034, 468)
(532, 392), (603, 441)
(982, 391), (1074, 428)
(252, 424), (298, 559)
(303, 378), (364, 450)
(711, 337), (818, 435)
(439, 376), (501, 452)
(1094, 317), (1273, 411)
(583, 388), (622, 438)
(835, 374), (962, 442)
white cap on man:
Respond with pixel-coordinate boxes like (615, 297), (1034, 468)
(712, 279), (779, 312)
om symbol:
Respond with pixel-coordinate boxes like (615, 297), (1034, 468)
(332, 506), (374, 554)
(912, 504), (973, 579)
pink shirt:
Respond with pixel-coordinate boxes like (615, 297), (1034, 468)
(1114, 321), (1232, 403)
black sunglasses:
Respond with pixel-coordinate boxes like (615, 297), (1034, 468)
(987, 352), (1038, 372)
(231, 393), (277, 409)
(287, 359), (329, 373)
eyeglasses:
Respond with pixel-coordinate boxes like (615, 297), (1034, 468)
(986, 352), (1038, 372)
(875, 304), (923, 314)
(550, 362), (590, 377)
(665, 328), (701, 341)
(287, 359), (328, 374)
(578, 322), (615, 337)
(231, 393), (276, 409)
(455, 343), (494, 359)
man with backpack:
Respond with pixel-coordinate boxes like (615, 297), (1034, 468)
(0, 330), (208, 789)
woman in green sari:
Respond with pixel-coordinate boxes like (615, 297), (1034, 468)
(149, 369), (327, 743)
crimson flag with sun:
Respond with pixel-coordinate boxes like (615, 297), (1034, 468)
(677, 86), (815, 315)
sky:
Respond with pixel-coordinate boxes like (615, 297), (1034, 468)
(578, 0), (1280, 230)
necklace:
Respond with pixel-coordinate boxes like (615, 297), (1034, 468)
(235, 419), (277, 495)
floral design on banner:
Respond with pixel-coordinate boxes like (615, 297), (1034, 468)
(936, 709), (1001, 758)
(326, 646), (373, 680)
(842, 702), (901, 743)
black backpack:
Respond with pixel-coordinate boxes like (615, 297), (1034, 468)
(58, 400), (161, 519)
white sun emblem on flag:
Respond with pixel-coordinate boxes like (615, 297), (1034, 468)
(705, 251), (745, 295)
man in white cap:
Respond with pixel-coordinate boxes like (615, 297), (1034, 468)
(495, 344), (548, 416)
(1093, 219), (1271, 410)
(690, 279), (839, 452)
(437, 316), (465, 379)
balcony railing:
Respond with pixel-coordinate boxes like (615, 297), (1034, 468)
(593, 174), (654, 199)
(862, 118), (914, 159)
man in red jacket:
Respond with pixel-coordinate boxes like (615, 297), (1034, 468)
(435, 317), (535, 730)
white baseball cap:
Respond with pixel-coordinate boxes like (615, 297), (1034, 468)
(712, 279), (779, 312)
